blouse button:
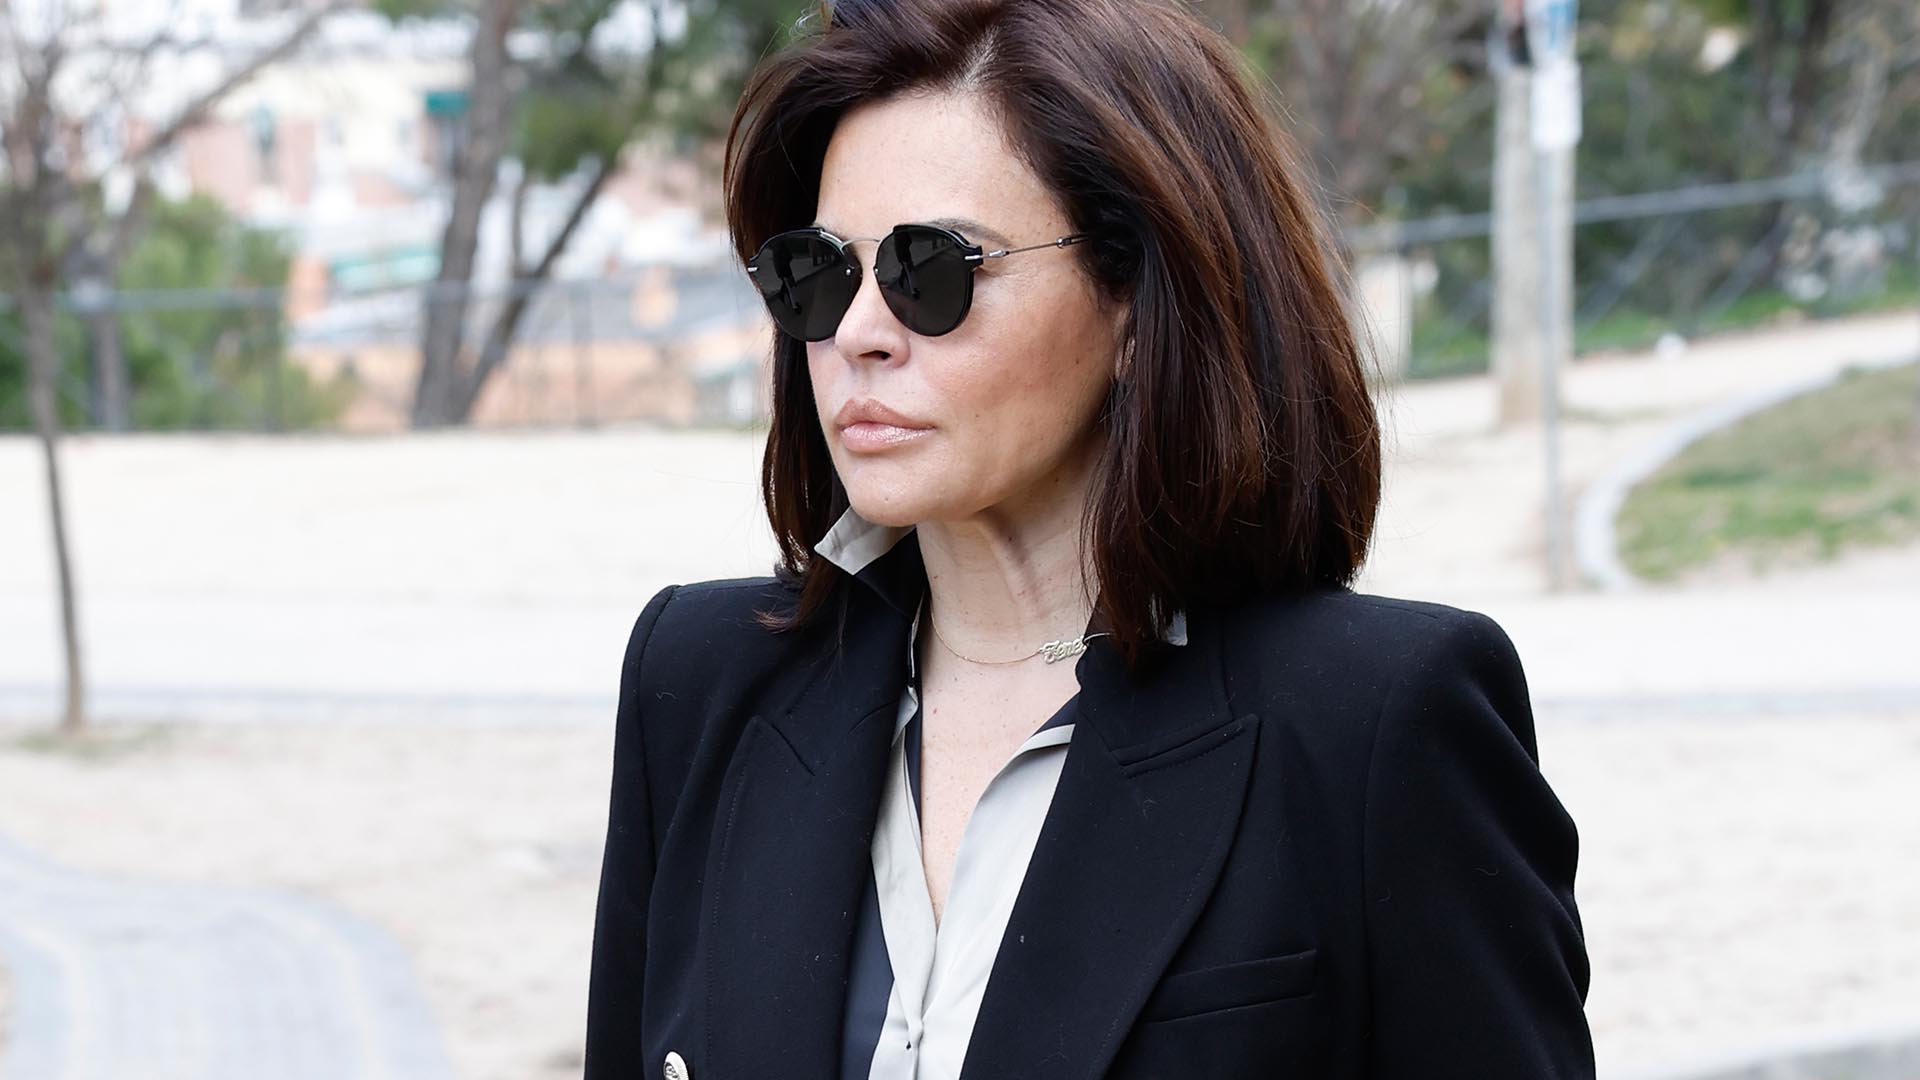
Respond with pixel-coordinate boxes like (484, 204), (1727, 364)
(664, 1050), (690, 1080)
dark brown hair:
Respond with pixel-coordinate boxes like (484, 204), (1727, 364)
(725, 0), (1381, 662)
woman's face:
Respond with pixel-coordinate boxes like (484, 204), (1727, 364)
(808, 90), (1125, 529)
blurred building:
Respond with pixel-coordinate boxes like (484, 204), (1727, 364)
(135, 6), (769, 429)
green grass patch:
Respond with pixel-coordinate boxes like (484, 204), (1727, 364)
(7, 723), (175, 761)
(1617, 360), (1920, 581)
(1405, 262), (1919, 380)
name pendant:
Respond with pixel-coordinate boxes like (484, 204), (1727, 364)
(1038, 638), (1091, 664)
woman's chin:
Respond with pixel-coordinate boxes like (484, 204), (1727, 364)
(832, 452), (946, 525)
(843, 491), (932, 529)
(841, 475), (964, 530)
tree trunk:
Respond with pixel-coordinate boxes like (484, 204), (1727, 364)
(411, 0), (525, 428)
(80, 176), (159, 433)
(1492, 53), (1545, 425)
(448, 159), (614, 422)
(21, 286), (88, 735)
(1749, 0), (1839, 288)
(86, 307), (131, 431)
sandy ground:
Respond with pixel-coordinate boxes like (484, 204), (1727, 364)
(0, 723), (616, 1080)
(1553, 709), (1920, 1074)
(0, 704), (1914, 1079)
(1, 309), (1918, 1077)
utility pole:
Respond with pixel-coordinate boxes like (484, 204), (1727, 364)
(1494, 0), (1582, 589)
(1492, 0), (1545, 426)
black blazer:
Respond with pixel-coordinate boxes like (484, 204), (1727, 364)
(584, 547), (1594, 1080)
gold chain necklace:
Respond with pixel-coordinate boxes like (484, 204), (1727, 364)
(927, 617), (1108, 665)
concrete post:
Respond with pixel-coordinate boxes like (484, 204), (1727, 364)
(1492, 61), (1546, 424)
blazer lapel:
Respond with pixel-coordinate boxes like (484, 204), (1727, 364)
(698, 587), (911, 1080)
(960, 611), (1259, 1080)
(697, 542), (1256, 1080)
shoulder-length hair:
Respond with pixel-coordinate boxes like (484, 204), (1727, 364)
(724, 0), (1381, 663)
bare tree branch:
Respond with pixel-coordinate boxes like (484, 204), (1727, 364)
(124, 0), (355, 171)
(452, 155), (615, 417)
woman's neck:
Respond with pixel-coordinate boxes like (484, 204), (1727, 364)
(913, 446), (1102, 662)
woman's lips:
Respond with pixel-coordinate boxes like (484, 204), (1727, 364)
(839, 421), (932, 452)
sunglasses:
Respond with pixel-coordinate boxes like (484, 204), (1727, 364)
(745, 223), (1088, 341)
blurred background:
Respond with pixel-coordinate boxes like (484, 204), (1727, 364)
(1, 0), (1917, 1078)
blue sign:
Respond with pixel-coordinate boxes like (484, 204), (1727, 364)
(1525, 0), (1579, 66)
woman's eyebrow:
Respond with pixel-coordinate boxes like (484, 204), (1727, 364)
(809, 217), (1015, 247)
(923, 216), (1012, 247)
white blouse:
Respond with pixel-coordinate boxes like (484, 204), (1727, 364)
(815, 508), (1186, 1080)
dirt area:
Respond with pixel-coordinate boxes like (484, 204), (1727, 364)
(0, 721), (617, 1080)
(1, 703), (1916, 1079)
(1541, 709), (1920, 1074)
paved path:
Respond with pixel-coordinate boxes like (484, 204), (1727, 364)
(0, 835), (453, 1080)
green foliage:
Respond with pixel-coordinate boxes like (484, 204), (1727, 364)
(634, 0), (806, 147)
(1273, 0), (1920, 379)
(502, 0), (806, 183)
(369, 0), (465, 21)
(0, 194), (351, 432)
(0, 308), (85, 428)
(366, 0), (809, 181)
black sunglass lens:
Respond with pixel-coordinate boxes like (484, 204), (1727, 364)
(875, 227), (974, 336)
(749, 232), (857, 341)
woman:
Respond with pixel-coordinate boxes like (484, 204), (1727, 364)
(585, 0), (1594, 1077)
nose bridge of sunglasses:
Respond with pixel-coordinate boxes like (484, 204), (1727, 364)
(832, 234), (924, 299)
(815, 238), (912, 335)
(836, 235), (904, 281)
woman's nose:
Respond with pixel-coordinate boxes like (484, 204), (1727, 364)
(831, 245), (909, 364)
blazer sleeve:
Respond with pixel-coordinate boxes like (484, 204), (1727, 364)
(1359, 608), (1595, 1078)
(584, 584), (678, 1080)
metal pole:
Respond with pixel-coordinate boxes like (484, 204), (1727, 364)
(1538, 148), (1569, 590)
(269, 309), (287, 433)
(1492, 17), (1543, 425)
(1525, 0), (1580, 591)
(573, 280), (595, 429)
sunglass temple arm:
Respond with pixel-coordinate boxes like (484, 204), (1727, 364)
(968, 233), (1092, 262)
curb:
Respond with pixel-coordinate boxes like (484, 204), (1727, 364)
(1613, 1018), (1920, 1080)
(0, 833), (455, 1080)
(1573, 353), (1920, 592)
(0, 682), (612, 727)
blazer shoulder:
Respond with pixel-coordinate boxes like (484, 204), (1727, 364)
(631, 572), (794, 651)
(612, 572), (808, 798)
(1335, 590), (1526, 688)
(1219, 586), (1526, 730)
(617, 570), (814, 716)
(1230, 585), (1518, 663)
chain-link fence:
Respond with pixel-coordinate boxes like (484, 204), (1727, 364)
(4, 163), (1918, 434)
(1352, 160), (1920, 380)
(0, 260), (772, 434)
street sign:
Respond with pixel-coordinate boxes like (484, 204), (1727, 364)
(1531, 60), (1583, 151)
(1524, 0), (1579, 66)
(1525, 0), (1582, 151)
